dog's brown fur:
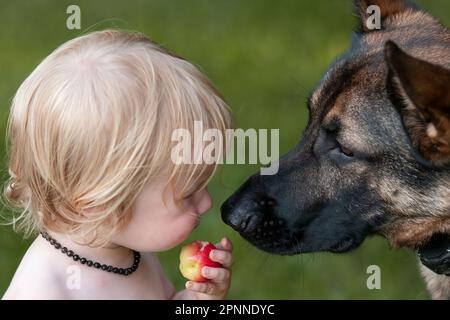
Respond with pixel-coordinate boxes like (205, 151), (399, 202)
(354, 1), (450, 299)
(316, 1), (450, 251)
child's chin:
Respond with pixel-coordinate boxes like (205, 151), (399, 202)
(174, 226), (198, 245)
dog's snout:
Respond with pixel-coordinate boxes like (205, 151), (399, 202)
(221, 204), (257, 233)
(221, 192), (276, 234)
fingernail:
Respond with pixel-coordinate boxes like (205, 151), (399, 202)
(213, 250), (224, 259)
(202, 267), (210, 276)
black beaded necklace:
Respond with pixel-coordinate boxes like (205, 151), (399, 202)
(40, 231), (141, 276)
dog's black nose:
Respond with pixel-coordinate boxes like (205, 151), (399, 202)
(221, 192), (276, 234)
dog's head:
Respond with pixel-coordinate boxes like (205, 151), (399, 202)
(221, 0), (450, 255)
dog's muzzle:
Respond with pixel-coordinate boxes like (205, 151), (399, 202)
(221, 191), (278, 235)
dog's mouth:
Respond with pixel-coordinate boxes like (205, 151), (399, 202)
(241, 227), (360, 255)
(327, 236), (357, 253)
(237, 217), (296, 255)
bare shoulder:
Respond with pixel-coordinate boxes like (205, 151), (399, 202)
(2, 237), (68, 300)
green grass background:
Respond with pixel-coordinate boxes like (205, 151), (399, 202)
(1, 0), (449, 299)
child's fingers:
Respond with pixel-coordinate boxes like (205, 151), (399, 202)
(201, 266), (230, 282)
(209, 249), (234, 268)
(186, 281), (218, 295)
(215, 237), (233, 252)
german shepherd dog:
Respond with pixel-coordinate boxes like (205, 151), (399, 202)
(221, 0), (450, 299)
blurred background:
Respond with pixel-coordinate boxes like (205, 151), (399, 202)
(1, 0), (449, 299)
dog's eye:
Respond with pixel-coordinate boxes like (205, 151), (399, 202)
(339, 144), (354, 157)
(328, 141), (355, 166)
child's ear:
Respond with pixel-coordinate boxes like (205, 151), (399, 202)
(385, 40), (450, 166)
(353, 0), (418, 33)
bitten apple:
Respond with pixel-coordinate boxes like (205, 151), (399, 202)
(179, 241), (222, 282)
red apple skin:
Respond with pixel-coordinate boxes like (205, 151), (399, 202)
(179, 241), (222, 282)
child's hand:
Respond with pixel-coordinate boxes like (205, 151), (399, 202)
(185, 237), (233, 300)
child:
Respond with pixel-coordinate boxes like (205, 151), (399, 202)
(2, 30), (234, 299)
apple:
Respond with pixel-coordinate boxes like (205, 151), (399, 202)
(179, 241), (222, 282)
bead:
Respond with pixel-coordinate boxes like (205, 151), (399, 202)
(40, 232), (140, 277)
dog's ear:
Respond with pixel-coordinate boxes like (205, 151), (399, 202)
(385, 40), (450, 166)
(353, 0), (418, 33)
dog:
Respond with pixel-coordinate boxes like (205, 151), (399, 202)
(221, 0), (450, 299)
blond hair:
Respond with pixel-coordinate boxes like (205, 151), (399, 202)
(2, 29), (232, 246)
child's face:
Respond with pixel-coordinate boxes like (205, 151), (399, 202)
(112, 178), (212, 252)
